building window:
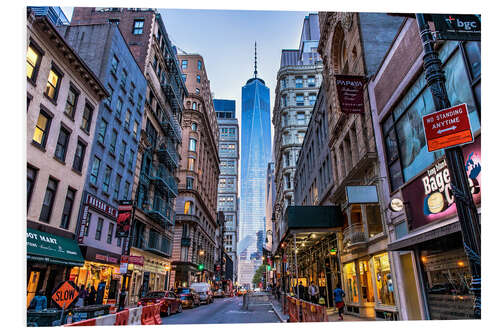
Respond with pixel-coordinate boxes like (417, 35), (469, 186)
(296, 94), (304, 106)
(120, 69), (128, 89)
(307, 76), (315, 87)
(195, 88), (200, 95)
(192, 102), (197, 110)
(113, 174), (122, 200)
(102, 165), (112, 193)
(133, 19), (144, 35)
(125, 109), (131, 129)
(129, 82), (135, 101)
(182, 74), (187, 82)
(105, 85), (114, 107)
(95, 218), (104, 240)
(373, 253), (395, 305)
(309, 94), (316, 106)
(186, 177), (194, 189)
(60, 187), (76, 229)
(115, 97), (123, 117)
(295, 77), (303, 88)
(123, 181), (130, 200)
(54, 126), (70, 162)
(188, 157), (195, 171)
(27, 43), (42, 82)
(40, 177), (58, 222)
(64, 86), (79, 119)
(181, 60), (188, 69)
(32, 110), (52, 148)
(189, 138), (197, 152)
(184, 201), (194, 215)
(280, 78), (287, 89)
(111, 54), (119, 75)
(191, 123), (198, 131)
(133, 121), (139, 137)
(297, 113), (305, 125)
(27, 165), (38, 209)
(83, 212), (92, 236)
(197, 60), (202, 70)
(90, 156), (101, 186)
(97, 119), (107, 145)
(45, 67), (62, 101)
(81, 103), (94, 133)
(196, 75), (201, 83)
(107, 223), (115, 244)
(128, 149), (134, 170)
(119, 141), (126, 163)
(72, 140), (86, 172)
(109, 129), (118, 154)
(281, 94), (287, 107)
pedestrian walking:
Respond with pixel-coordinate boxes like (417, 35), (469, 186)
(87, 285), (97, 306)
(308, 281), (319, 304)
(28, 290), (47, 311)
(298, 281), (305, 299)
(333, 283), (346, 321)
(75, 285), (87, 308)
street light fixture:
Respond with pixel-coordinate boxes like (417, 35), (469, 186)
(199, 249), (205, 256)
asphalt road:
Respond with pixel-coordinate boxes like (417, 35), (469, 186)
(161, 296), (280, 325)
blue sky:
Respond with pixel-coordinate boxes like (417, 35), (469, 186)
(61, 7), (311, 151)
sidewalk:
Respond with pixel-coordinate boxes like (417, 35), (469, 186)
(270, 297), (289, 322)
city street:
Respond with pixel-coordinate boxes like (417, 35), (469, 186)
(161, 296), (280, 325)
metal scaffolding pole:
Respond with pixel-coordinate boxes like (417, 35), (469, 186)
(294, 234), (299, 297)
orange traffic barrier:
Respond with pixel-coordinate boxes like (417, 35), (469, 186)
(64, 318), (96, 326)
(114, 309), (129, 326)
(153, 304), (162, 325)
(141, 305), (157, 325)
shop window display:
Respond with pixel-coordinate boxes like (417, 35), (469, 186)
(69, 262), (121, 305)
(373, 253), (395, 305)
(343, 262), (358, 303)
(359, 260), (375, 302)
(366, 204), (383, 238)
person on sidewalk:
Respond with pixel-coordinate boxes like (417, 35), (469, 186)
(298, 281), (305, 299)
(333, 283), (346, 320)
(28, 290), (47, 311)
(308, 281), (319, 304)
(75, 285), (87, 308)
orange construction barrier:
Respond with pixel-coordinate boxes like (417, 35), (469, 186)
(153, 304), (162, 325)
(286, 296), (299, 322)
(64, 318), (96, 326)
(141, 305), (157, 325)
(114, 309), (129, 326)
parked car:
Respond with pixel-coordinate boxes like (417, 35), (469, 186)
(137, 291), (182, 316)
(174, 287), (201, 308)
(213, 289), (225, 298)
(191, 283), (213, 304)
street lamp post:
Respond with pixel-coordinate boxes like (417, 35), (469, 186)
(415, 13), (481, 318)
(117, 200), (136, 312)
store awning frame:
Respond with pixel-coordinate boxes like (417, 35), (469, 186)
(27, 228), (85, 266)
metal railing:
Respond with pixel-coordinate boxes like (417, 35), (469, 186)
(342, 223), (368, 248)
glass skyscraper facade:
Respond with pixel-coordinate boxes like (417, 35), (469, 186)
(238, 76), (271, 287)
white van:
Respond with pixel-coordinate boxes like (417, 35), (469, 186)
(190, 283), (213, 304)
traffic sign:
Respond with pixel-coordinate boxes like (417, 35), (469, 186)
(422, 103), (474, 152)
(51, 280), (79, 309)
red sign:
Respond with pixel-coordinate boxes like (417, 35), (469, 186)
(116, 200), (133, 238)
(335, 75), (365, 114)
(216, 265), (221, 271)
(86, 193), (118, 219)
(121, 255), (144, 266)
(51, 281), (79, 309)
(422, 103), (474, 152)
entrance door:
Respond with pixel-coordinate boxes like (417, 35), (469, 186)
(400, 253), (422, 320)
(142, 272), (150, 297)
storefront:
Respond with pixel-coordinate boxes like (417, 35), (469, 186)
(27, 228), (85, 308)
(127, 247), (169, 305)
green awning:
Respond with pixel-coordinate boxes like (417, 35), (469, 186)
(27, 228), (84, 266)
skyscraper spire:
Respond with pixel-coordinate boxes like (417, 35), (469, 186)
(254, 41), (257, 78)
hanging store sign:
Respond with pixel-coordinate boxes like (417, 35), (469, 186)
(346, 185), (379, 204)
(402, 137), (481, 230)
(422, 103), (474, 152)
(334, 75), (365, 114)
(116, 200), (133, 238)
(86, 193), (118, 219)
(389, 198), (404, 212)
(431, 14), (481, 41)
(121, 255), (144, 266)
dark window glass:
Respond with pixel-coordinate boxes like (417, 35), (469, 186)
(82, 104), (93, 133)
(106, 84), (114, 105)
(111, 55), (119, 75)
(32, 111), (52, 147)
(384, 129), (399, 164)
(464, 42), (481, 80)
(125, 110), (131, 128)
(102, 166), (112, 193)
(27, 166), (37, 209)
(120, 69), (128, 89)
(97, 119), (107, 145)
(110, 129), (118, 154)
(133, 19), (144, 34)
(54, 126), (70, 162)
(84, 212), (92, 236)
(119, 141), (126, 163)
(90, 156), (101, 186)
(60, 187), (76, 229)
(182, 74), (186, 82)
(197, 60), (202, 70)
(128, 149), (134, 170)
(72, 140), (86, 172)
(64, 87), (79, 118)
(196, 75), (201, 83)
(186, 177), (194, 189)
(123, 181), (130, 200)
(116, 97), (123, 117)
(40, 178), (58, 222)
(114, 174), (122, 200)
(95, 218), (104, 240)
(181, 60), (188, 69)
(107, 223), (114, 244)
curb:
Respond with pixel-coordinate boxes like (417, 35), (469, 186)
(270, 302), (288, 323)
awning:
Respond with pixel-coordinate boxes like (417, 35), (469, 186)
(27, 228), (85, 266)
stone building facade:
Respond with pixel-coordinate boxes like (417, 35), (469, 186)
(214, 99), (239, 282)
(27, 9), (108, 304)
(272, 14), (323, 246)
(171, 54), (220, 288)
(317, 12), (404, 319)
(70, 7), (187, 303)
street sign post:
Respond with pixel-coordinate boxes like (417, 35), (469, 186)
(422, 103), (474, 152)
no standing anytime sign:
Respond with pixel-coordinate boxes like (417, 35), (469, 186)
(422, 103), (474, 152)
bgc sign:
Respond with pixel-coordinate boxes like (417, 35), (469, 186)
(402, 137), (481, 230)
(432, 14), (481, 41)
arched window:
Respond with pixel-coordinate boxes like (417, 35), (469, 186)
(192, 102), (197, 110)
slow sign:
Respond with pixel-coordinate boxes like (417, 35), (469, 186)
(422, 103), (474, 152)
(51, 280), (79, 309)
